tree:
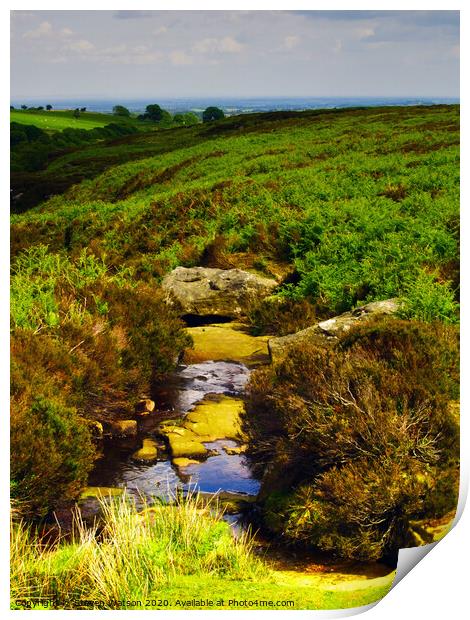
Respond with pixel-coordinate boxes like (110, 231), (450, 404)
(174, 112), (200, 126)
(46, 104), (53, 111)
(144, 104), (164, 122)
(80, 107), (87, 112)
(73, 108), (80, 118)
(113, 105), (130, 117)
(10, 105), (15, 110)
(37, 106), (44, 111)
(202, 106), (225, 123)
(21, 105), (27, 110)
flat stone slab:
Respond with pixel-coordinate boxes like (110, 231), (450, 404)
(159, 395), (245, 460)
(162, 266), (277, 318)
(132, 438), (159, 462)
(184, 322), (269, 365)
(268, 298), (402, 363)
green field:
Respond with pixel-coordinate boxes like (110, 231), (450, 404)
(11, 109), (119, 131)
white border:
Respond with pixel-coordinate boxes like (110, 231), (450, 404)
(2, 2), (467, 618)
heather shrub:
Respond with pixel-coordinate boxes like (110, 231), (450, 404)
(246, 296), (318, 336)
(243, 318), (459, 560)
(11, 396), (94, 517)
(10, 247), (191, 516)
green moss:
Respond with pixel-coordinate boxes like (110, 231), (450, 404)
(80, 486), (124, 499)
(132, 439), (158, 461)
(184, 323), (269, 364)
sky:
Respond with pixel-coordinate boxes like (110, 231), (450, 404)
(10, 10), (460, 100)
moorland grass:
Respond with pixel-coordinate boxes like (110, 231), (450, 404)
(10, 493), (393, 610)
(9, 105), (459, 555)
(11, 105), (459, 321)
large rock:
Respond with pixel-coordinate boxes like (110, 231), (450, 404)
(268, 298), (401, 363)
(162, 266), (277, 318)
(108, 419), (138, 437)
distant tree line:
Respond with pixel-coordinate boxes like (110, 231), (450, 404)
(112, 103), (225, 125)
(11, 104), (87, 113)
(12, 102), (226, 125)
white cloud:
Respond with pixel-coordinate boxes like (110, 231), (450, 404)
(23, 21), (52, 39)
(355, 27), (375, 40)
(67, 39), (95, 53)
(60, 28), (73, 38)
(169, 50), (193, 66)
(154, 26), (167, 35)
(193, 36), (244, 54)
(283, 35), (300, 50)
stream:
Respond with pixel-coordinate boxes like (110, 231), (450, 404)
(79, 319), (396, 587)
(86, 322), (269, 505)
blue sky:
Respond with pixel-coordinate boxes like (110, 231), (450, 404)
(10, 10), (459, 99)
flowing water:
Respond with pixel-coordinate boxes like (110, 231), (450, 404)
(87, 322), (269, 502)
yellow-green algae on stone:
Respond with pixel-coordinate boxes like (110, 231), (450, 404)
(80, 486), (124, 499)
(160, 395), (245, 460)
(184, 322), (269, 364)
(172, 457), (200, 468)
(184, 396), (243, 439)
(132, 438), (158, 461)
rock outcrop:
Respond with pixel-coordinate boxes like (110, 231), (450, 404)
(162, 266), (277, 318)
(268, 298), (401, 363)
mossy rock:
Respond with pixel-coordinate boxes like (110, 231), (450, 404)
(184, 396), (244, 440)
(184, 322), (269, 364)
(80, 486), (124, 499)
(165, 428), (210, 458)
(223, 443), (248, 455)
(132, 438), (158, 462)
(172, 457), (201, 467)
(197, 491), (257, 514)
(160, 395), (245, 459)
(109, 419), (137, 437)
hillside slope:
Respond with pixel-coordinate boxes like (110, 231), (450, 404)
(12, 105), (459, 318)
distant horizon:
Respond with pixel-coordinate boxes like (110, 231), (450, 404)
(11, 95), (461, 102)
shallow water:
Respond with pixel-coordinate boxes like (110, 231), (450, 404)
(155, 360), (250, 413)
(88, 323), (263, 501)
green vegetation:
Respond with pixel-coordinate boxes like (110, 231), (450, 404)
(11, 245), (190, 515)
(11, 120), (139, 174)
(113, 105), (131, 117)
(10, 104), (459, 592)
(11, 494), (393, 610)
(174, 111), (200, 126)
(243, 318), (459, 560)
(10, 109), (115, 131)
(203, 106), (225, 122)
(11, 105), (459, 324)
